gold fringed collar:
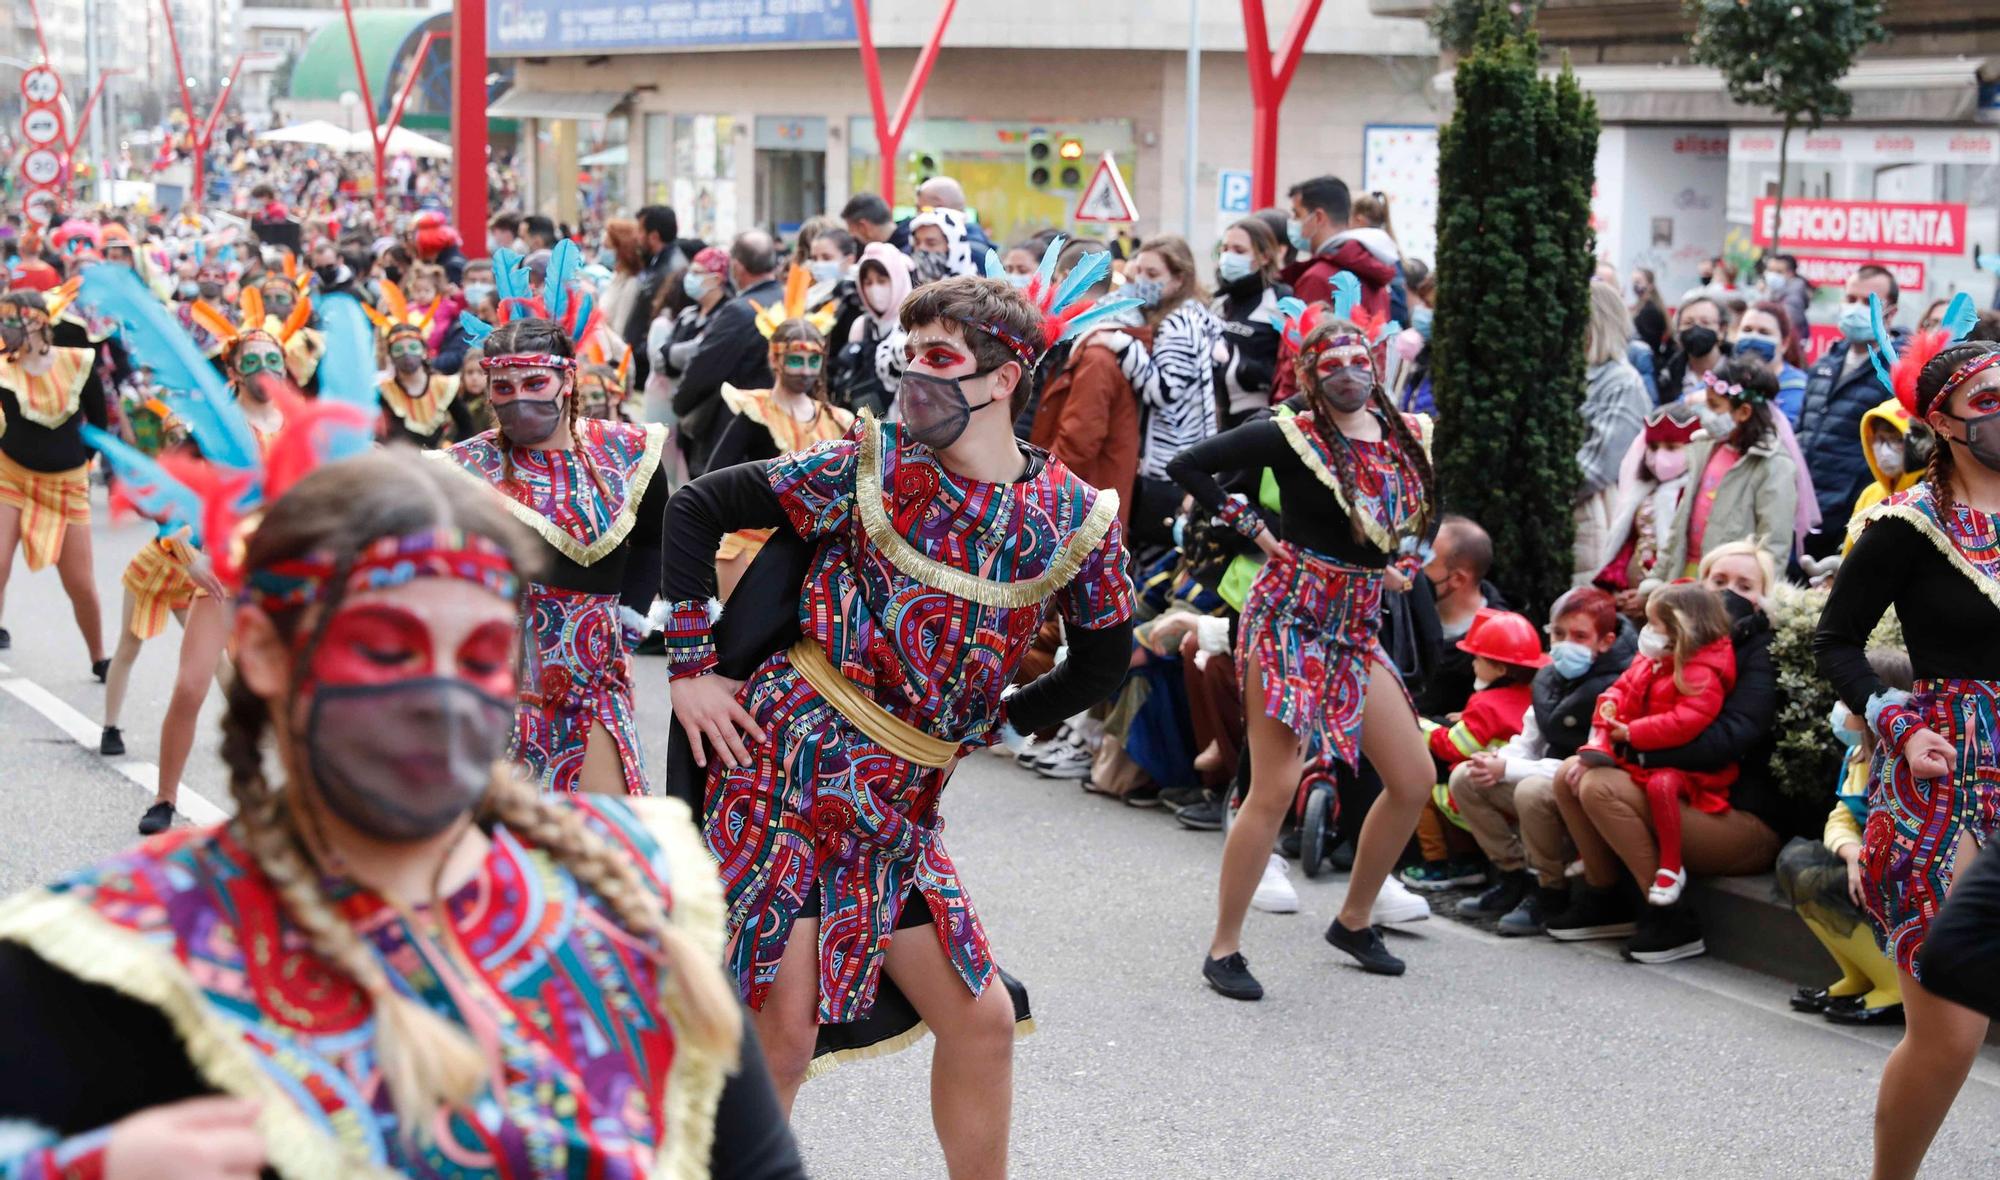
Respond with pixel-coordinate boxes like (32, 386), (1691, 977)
(1274, 411), (1429, 555)
(379, 373), (461, 436)
(1, 348), (93, 429)
(430, 422), (667, 568)
(854, 410), (1117, 609)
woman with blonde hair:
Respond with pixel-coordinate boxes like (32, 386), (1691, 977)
(1572, 280), (1651, 586)
(0, 451), (802, 1178)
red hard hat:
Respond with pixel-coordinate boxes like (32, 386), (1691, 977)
(1456, 609), (1550, 668)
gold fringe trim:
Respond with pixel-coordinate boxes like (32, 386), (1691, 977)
(1275, 412), (1407, 554)
(1858, 502), (2000, 614)
(428, 422), (667, 567)
(625, 796), (732, 1180)
(803, 1013), (1037, 1083)
(854, 410), (1117, 608)
(378, 374), (460, 436)
(0, 349), (93, 429)
(721, 385), (854, 454)
(0, 891), (404, 1180)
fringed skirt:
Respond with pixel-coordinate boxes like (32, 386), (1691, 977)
(516, 584), (647, 795)
(0, 454), (87, 571)
(121, 538), (202, 640)
(1236, 547), (1396, 793)
(1861, 678), (2000, 977)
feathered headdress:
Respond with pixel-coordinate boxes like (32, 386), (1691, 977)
(753, 265), (840, 338)
(457, 241), (599, 351)
(237, 282), (315, 348)
(1893, 292), (1986, 418)
(959, 237), (1143, 369)
(77, 266), (378, 583)
(363, 279), (443, 334)
(1269, 274), (1401, 374)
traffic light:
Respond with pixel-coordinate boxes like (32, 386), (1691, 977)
(1058, 138), (1084, 189)
(1026, 130), (1053, 190)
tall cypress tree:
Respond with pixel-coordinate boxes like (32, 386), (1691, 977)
(1431, 5), (1600, 620)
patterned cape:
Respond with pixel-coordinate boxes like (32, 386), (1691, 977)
(437, 420), (667, 567)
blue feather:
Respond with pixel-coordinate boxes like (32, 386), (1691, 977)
(1050, 250), (1111, 316)
(314, 292), (379, 411)
(983, 249), (1005, 280)
(78, 266), (259, 472)
(544, 240), (583, 323)
(1942, 292), (1977, 343)
(81, 425), (206, 546)
(570, 291), (595, 339)
(491, 248), (531, 307)
(1979, 253), (2000, 276)
(1374, 320), (1403, 346)
(1033, 236), (1065, 299)
(1270, 296), (1306, 342)
(1865, 294), (1898, 389)
(458, 311), (494, 346)
(1055, 296), (1145, 343)
(1330, 271), (1361, 320)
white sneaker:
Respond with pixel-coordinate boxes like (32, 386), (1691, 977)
(1035, 746), (1094, 780)
(1252, 853), (1300, 914)
(1370, 876), (1432, 925)
(1647, 867), (1686, 907)
(1020, 727), (1076, 769)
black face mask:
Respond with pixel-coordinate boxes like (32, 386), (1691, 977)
(899, 368), (1003, 450)
(1719, 588), (1758, 626)
(304, 677), (512, 842)
(1679, 326), (1719, 358)
(1942, 410), (2000, 474)
(1315, 367), (1375, 414)
(495, 397), (563, 445)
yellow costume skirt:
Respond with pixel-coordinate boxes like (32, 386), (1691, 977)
(0, 453), (89, 571)
(122, 538), (202, 640)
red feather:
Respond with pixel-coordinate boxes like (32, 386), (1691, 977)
(260, 383), (372, 504)
(1893, 328), (1950, 417)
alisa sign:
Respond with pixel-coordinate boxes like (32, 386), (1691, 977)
(1752, 198), (1968, 256)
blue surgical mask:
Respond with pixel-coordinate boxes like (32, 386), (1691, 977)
(1830, 701), (1862, 747)
(1838, 300), (1875, 344)
(684, 272), (711, 300)
(1006, 271), (1034, 290)
(1412, 306), (1434, 340)
(1127, 277), (1164, 308)
(1549, 640), (1594, 680)
(808, 260), (842, 285)
(1734, 334), (1777, 363)
(1217, 251), (1255, 284)
(1286, 217), (1312, 254)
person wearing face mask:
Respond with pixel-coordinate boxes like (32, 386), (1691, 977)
(903, 207), (974, 286)
(705, 317), (854, 599)
(0, 452), (806, 1180)
(646, 245), (730, 431)
(803, 226), (859, 311)
(1278, 174), (1395, 325)
(1170, 311), (1443, 994)
(374, 322), (472, 449)
(1731, 301), (1807, 426)
(1843, 395), (1925, 555)
(252, 272), (324, 390)
(829, 242), (912, 417)
(674, 231), (786, 476)
(1775, 646), (1912, 1028)
(1210, 217), (1289, 427)
(1649, 358), (1806, 585)
(438, 317), (670, 797)
(1659, 295), (1728, 406)
(1129, 236), (1224, 554)
(174, 254), (240, 361)
(1814, 335), (2000, 1180)
(659, 273), (1136, 1155)
(1388, 260), (1437, 413)
(0, 285), (109, 673)
(1798, 265), (1905, 557)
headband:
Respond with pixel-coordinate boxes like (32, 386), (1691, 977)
(947, 315), (1039, 370)
(1939, 352), (2000, 406)
(480, 352), (577, 372)
(1701, 369), (1768, 405)
(1304, 333), (1368, 356)
(245, 528), (519, 615)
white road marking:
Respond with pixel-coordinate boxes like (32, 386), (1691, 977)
(0, 663), (229, 825)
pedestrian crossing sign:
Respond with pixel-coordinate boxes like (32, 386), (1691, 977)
(1073, 152), (1138, 224)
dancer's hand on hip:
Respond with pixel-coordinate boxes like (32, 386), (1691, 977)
(672, 673), (766, 769)
(105, 1096), (266, 1179)
(1903, 728), (1956, 781)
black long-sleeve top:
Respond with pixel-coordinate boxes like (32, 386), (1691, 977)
(1815, 513), (2000, 714)
(535, 456), (670, 597)
(705, 409), (783, 472)
(1166, 415), (1392, 568)
(0, 349), (108, 472)
(664, 461), (1133, 734)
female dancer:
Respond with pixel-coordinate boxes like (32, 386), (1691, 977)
(437, 317), (668, 796)
(1815, 333), (2000, 1180)
(1168, 314), (1438, 999)
(0, 287), (108, 672)
(378, 321), (473, 448)
(706, 317), (854, 599)
(0, 452), (802, 1178)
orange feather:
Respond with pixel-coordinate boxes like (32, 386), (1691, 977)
(190, 300), (239, 345)
(280, 292), (313, 344)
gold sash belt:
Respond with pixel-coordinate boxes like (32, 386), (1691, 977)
(786, 637), (959, 768)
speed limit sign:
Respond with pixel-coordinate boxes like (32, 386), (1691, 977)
(21, 148), (64, 187)
(24, 190), (58, 227)
(20, 65), (61, 106)
(19, 107), (61, 146)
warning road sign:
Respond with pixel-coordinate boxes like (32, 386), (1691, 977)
(1073, 152), (1138, 224)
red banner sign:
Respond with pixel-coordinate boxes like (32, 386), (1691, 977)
(1754, 198), (1969, 256)
(1793, 255), (1927, 294)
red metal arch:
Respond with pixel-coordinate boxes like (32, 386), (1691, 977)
(851, 0), (958, 205)
(1240, 0), (1325, 210)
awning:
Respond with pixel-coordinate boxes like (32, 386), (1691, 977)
(486, 88), (628, 121)
(1433, 56), (1991, 124)
(579, 144), (629, 167)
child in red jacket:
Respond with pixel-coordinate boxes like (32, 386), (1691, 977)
(1581, 583), (1737, 906)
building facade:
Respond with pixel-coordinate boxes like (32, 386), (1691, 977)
(488, 0), (1440, 258)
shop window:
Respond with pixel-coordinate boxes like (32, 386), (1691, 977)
(674, 115), (739, 245)
(645, 113), (671, 205)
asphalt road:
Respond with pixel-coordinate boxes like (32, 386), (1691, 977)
(4, 499), (1999, 1178)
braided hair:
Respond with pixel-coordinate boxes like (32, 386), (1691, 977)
(221, 452), (740, 1142)
(481, 317), (612, 505)
(1294, 317), (1437, 545)
(1917, 340), (2000, 508)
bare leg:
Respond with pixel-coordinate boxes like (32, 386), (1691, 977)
(53, 517), (104, 663)
(885, 926), (1017, 1180)
(1337, 662), (1435, 930)
(155, 597), (229, 807)
(1208, 657), (1303, 960)
(577, 720), (632, 795)
(0, 504), (21, 627)
(102, 590), (146, 729)
(750, 915), (821, 1118)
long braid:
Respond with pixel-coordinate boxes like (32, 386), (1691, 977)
(479, 773), (742, 1059)
(1297, 320), (1437, 545)
(1370, 377), (1437, 540)
(1926, 432), (1957, 513)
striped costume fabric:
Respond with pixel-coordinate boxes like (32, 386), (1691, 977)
(518, 584), (648, 795)
(707, 417), (1133, 1024)
(0, 453), (88, 571)
(1136, 302), (1225, 479)
(120, 534), (203, 640)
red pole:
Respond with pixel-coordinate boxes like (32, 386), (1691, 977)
(849, 0), (956, 205)
(1239, 0), (1323, 210)
(159, 0), (204, 207)
(64, 68), (129, 190)
(374, 31), (444, 223)
(24, 0), (51, 62)
(338, 0), (389, 220)
(451, 0), (489, 258)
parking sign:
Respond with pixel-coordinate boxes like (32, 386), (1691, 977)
(1218, 170), (1253, 216)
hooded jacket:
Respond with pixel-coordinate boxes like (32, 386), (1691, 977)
(1651, 432), (1798, 583)
(831, 243), (912, 417)
(1845, 396), (1922, 549)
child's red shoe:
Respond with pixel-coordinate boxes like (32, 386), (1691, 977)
(1577, 699), (1618, 767)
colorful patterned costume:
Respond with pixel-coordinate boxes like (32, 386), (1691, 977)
(437, 420), (668, 795)
(0, 796), (730, 1179)
(712, 384), (853, 563)
(0, 350), (98, 570)
(666, 415), (1132, 1028)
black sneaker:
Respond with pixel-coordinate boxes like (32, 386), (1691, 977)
(1325, 918), (1406, 976)
(1497, 885), (1567, 938)
(1456, 869), (1530, 918)
(1623, 900), (1706, 963)
(1328, 838), (1356, 872)
(137, 801), (176, 836)
(91, 658), (111, 683)
(1159, 784), (1208, 813)
(1177, 798), (1226, 831)
(1122, 783), (1163, 808)
(99, 726), (125, 757)
(1203, 952), (1264, 1000)
(0, 627), (10, 649)
(1545, 883), (1639, 942)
